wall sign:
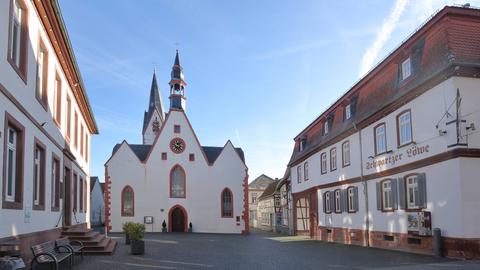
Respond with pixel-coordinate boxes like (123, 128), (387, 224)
(366, 144), (430, 170)
(144, 216), (154, 224)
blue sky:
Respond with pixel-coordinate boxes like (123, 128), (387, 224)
(59, 0), (478, 182)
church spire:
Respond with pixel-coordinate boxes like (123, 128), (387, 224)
(169, 50), (187, 111)
(148, 70), (164, 118)
(142, 70), (165, 144)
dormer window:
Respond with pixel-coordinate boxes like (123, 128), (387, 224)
(299, 138), (307, 152)
(401, 57), (411, 80)
(324, 121), (329, 135)
(345, 104), (351, 120)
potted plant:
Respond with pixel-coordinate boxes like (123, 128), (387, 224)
(162, 220), (167, 233)
(189, 222), (193, 233)
(122, 222), (134, 245)
(126, 222), (146, 255)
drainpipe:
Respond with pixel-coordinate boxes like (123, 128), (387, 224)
(353, 122), (369, 247)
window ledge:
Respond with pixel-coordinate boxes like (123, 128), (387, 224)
(374, 150), (393, 158)
(7, 58), (27, 85)
(398, 141), (415, 149)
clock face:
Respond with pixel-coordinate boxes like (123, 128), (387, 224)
(170, 137), (185, 154)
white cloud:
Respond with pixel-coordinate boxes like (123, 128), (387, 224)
(359, 0), (409, 77)
(246, 39), (332, 61)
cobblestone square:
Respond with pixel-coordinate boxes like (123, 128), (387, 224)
(76, 230), (480, 270)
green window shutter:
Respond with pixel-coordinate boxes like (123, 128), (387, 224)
(418, 173), (427, 209)
(398, 177), (406, 210)
(353, 186), (359, 212)
(376, 182), (382, 211)
(391, 178), (398, 210)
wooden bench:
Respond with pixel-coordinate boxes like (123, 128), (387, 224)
(31, 241), (72, 270)
(55, 238), (84, 264)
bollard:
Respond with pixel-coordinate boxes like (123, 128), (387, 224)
(433, 228), (442, 258)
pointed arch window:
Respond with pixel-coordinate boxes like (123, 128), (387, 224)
(121, 186), (134, 216)
(170, 165), (186, 198)
(221, 188), (233, 217)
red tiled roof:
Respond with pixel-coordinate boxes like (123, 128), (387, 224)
(289, 6), (480, 166)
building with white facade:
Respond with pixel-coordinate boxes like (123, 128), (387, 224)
(256, 180), (278, 231)
(105, 52), (249, 234)
(248, 174), (274, 228)
(0, 0), (99, 262)
(90, 176), (105, 226)
(275, 175), (293, 235)
(288, 6), (480, 258)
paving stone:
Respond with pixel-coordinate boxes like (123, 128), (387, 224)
(75, 230), (480, 270)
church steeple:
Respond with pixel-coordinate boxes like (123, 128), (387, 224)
(169, 50), (187, 111)
(142, 70), (165, 144)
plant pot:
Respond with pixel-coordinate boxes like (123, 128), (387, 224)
(162, 228), (167, 233)
(125, 233), (131, 245)
(130, 239), (144, 255)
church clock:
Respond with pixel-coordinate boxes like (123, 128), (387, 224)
(170, 137), (186, 154)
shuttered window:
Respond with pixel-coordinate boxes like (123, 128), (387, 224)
(378, 179), (398, 211)
(402, 173), (427, 210)
(376, 174), (427, 211)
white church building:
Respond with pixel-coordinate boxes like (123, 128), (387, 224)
(105, 52), (249, 234)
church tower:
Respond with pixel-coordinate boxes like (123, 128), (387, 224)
(169, 50), (187, 111)
(142, 70), (165, 144)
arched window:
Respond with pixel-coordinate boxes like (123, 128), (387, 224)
(221, 188), (233, 217)
(170, 165), (185, 198)
(121, 186), (134, 216)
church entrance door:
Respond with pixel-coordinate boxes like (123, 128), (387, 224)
(169, 205), (187, 232)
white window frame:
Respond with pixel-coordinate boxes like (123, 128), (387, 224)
(375, 124), (387, 154)
(401, 57), (411, 80)
(382, 180), (392, 210)
(330, 148), (337, 171)
(342, 141), (350, 167)
(406, 175), (419, 209)
(11, 0), (22, 67)
(398, 111), (412, 146)
(324, 121), (329, 135)
(51, 159), (58, 208)
(347, 187), (355, 212)
(37, 48), (45, 98)
(345, 104), (351, 120)
(33, 147), (41, 206)
(334, 190), (341, 213)
(6, 127), (17, 202)
(321, 152), (327, 174)
(324, 192), (331, 213)
(53, 78), (61, 122)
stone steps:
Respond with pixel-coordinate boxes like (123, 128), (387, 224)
(61, 227), (116, 255)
